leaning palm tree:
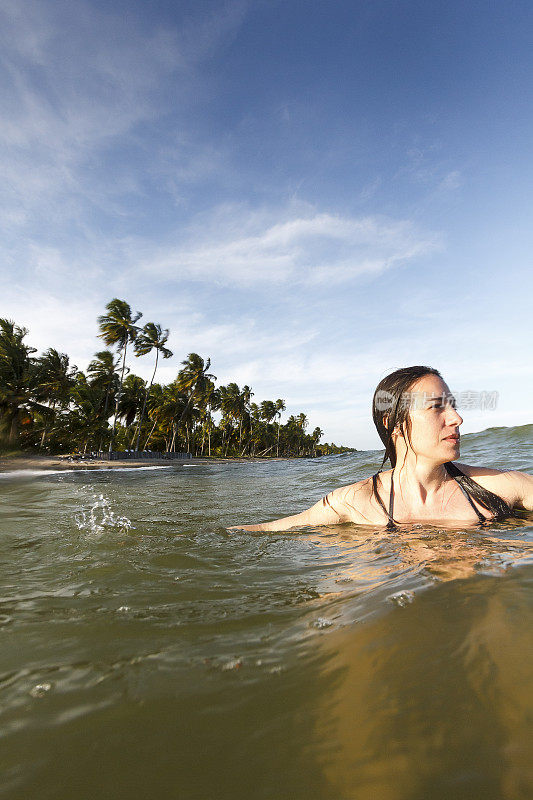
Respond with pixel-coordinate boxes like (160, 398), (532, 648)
(97, 299), (142, 452)
(132, 322), (173, 451)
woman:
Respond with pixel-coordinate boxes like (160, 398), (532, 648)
(232, 366), (533, 531)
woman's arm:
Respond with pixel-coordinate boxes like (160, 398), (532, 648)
(229, 485), (353, 531)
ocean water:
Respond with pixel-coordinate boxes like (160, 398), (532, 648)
(1, 425), (532, 800)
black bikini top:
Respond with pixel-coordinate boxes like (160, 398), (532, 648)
(371, 461), (487, 529)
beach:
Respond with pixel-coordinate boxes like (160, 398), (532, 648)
(0, 453), (287, 473)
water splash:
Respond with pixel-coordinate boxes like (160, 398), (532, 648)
(30, 682), (52, 698)
(75, 494), (133, 536)
(312, 617), (334, 629)
(388, 590), (415, 607)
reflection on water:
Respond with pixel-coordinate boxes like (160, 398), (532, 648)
(315, 567), (533, 800)
(0, 430), (532, 799)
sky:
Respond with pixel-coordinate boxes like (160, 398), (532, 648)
(1, 0), (532, 449)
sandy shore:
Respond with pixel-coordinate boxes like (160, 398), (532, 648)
(0, 454), (286, 472)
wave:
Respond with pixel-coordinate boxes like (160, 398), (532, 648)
(0, 465), (173, 479)
(462, 422), (533, 443)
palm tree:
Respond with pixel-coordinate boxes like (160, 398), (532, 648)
(157, 381), (189, 452)
(260, 400), (277, 425)
(238, 384), (254, 453)
(132, 322), (173, 451)
(275, 398), (286, 457)
(296, 413), (309, 455)
(284, 415), (301, 456)
(311, 426), (324, 457)
(142, 383), (164, 450)
(196, 379), (218, 456)
(87, 350), (119, 407)
(97, 299), (142, 452)
(175, 354), (216, 446)
(87, 350), (119, 450)
(218, 382), (241, 455)
(33, 348), (77, 448)
(0, 318), (45, 446)
(65, 374), (109, 454)
(87, 350), (120, 451)
(117, 374), (146, 438)
(244, 402), (264, 456)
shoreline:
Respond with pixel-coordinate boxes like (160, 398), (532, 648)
(0, 453), (291, 473)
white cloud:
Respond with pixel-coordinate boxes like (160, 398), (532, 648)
(136, 207), (438, 287)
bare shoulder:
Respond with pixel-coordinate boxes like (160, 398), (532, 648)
(333, 476), (374, 500)
(327, 476), (377, 523)
(455, 461), (507, 480)
(455, 461), (533, 507)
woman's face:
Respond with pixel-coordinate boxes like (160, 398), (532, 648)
(399, 374), (463, 464)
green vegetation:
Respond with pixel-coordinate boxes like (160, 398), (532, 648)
(0, 300), (356, 458)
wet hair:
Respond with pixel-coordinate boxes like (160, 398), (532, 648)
(372, 365), (441, 470)
(371, 366), (512, 522)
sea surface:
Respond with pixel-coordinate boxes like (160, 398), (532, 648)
(1, 425), (532, 800)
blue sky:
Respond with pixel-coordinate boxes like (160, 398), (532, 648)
(2, 0), (532, 448)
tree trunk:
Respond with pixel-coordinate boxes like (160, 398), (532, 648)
(8, 412), (19, 445)
(169, 422), (177, 453)
(98, 378), (113, 451)
(200, 420), (206, 456)
(221, 424), (226, 455)
(224, 427), (231, 456)
(109, 342), (128, 452)
(134, 349), (158, 451)
(39, 401), (56, 450)
(143, 417), (158, 450)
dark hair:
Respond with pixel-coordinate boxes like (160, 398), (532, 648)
(373, 365), (441, 469)
(371, 366), (512, 523)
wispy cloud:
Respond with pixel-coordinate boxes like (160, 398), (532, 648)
(136, 205), (439, 287)
(0, 0), (247, 227)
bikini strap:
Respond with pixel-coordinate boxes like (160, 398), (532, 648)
(444, 462), (487, 524)
(372, 472), (397, 530)
(388, 471), (395, 526)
